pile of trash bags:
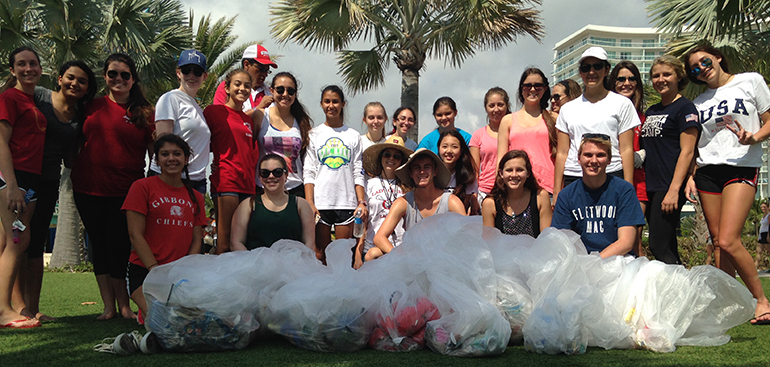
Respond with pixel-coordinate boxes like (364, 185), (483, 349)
(142, 214), (755, 356)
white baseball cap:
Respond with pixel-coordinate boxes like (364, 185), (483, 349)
(579, 46), (608, 64)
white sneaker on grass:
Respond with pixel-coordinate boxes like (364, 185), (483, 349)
(93, 330), (142, 355)
(140, 332), (163, 354)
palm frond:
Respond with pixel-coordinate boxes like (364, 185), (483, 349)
(337, 47), (388, 94)
(270, 0), (356, 51)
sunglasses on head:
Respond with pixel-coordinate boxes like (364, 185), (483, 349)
(259, 168), (286, 179)
(615, 76), (638, 83)
(579, 62), (606, 73)
(382, 151), (403, 160)
(551, 93), (562, 101)
(522, 83), (545, 91)
(180, 65), (204, 77)
(690, 57), (713, 77)
(273, 86), (296, 96)
(106, 70), (132, 80)
(582, 133), (611, 141)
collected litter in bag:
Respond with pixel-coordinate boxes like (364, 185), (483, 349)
(267, 239), (377, 352)
(146, 300), (250, 351)
(368, 281), (440, 352)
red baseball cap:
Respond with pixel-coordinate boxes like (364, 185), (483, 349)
(242, 44), (277, 68)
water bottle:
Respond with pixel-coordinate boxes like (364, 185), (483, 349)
(353, 208), (364, 238)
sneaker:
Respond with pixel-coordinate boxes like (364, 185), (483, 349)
(140, 332), (163, 354)
(113, 331), (142, 355)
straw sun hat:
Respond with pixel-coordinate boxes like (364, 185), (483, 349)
(362, 135), (414, 177)
(394, 148), (451, 188)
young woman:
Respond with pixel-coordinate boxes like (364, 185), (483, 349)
(498, 68), (558, 194)
(360, 102), (387, 151)
(303, 85), (366, 257)
(609, 61), (648, 257)
(470, 87), (510, 203)
(0, 46), (45, 329)
(149, 50), (210, 194)
(357, 136), (411, 265)
(416, 97), (472, 154)
(231, 154), (318, 255)
(17, 60), (96, 322)
(386, 107), (418, 150)
(642, 55), (700, 265)
(72, 53), (154, 320)
(254, 72), (312, 197)
(204, 69), (259, 254)
(123, 134), (206, 317)
(439, 130), (479, 214)
(758, 202), (770, 270)
(553, 46), (640, 205)
(683, 44), (770, 324)
(550, 79), (582, 114)
(482, 150), (552, 236)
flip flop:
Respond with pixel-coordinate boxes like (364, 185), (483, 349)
(1, 318), (41, 329)
(751, 312), (770, 325)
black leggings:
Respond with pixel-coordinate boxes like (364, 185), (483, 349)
(74, 193), (131, 279)
(27, 178), (60, 259)
(646, 190), (687, 265)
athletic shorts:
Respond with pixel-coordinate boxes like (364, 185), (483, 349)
(211, 191), (251, 202)
(318, 209), (355, 226)
(760, 232), (768, 244)
(0, 170), (40, 201)
(126, 262), (149, 296)
(694, 165), (758, 195)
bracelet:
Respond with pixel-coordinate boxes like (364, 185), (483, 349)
(147, 263), (159, 270)
(358, 200), (367, 206)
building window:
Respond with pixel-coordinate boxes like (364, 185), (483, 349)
(590, 36), (616, 47)
(607, 51), (616, 59)
(620, 52), (631, 60)
(620, 39), (632, 47)
(643, 39), (656, 48)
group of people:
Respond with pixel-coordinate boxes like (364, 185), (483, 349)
(1, 39), (770, 335)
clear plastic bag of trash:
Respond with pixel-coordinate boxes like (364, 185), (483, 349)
(266, 239), (377, 352)
(368, 280), (439, 352)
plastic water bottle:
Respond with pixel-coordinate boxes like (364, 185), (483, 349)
(353, 208), (364, 238)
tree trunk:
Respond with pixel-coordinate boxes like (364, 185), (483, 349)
(401, 68), (420, 143)
(49, 167), (85, 268)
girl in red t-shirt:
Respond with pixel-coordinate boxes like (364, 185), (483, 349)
(123, 134), (206, 317)
(204, 69), (259, 254)
(0, 46), (45, 329)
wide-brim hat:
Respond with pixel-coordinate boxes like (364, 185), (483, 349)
(363, 135), (413, 177)
(579, 46), (608, 65)
(395, 148), (451, 189)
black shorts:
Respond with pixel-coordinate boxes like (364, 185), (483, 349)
(694, 165), (758, 195)
(0, 170), (40, 201)
(760, 232), (768, 244)
(318, 209), (355, 226)
(127, 262), (149, 296)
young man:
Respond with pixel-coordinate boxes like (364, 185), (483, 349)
(552, 134), (645, 258)
(373, 148), (466, 254)
(212, 44), (277, 115)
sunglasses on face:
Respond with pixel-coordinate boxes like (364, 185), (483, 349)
(615, 76), (638, 84)
(273, 86), (296, 96)
(579, 62), (606, 73)
(582, 132), (611, 141)
(253, 62), (272, 75)
(522, 83), (545, 91)
(106, 70), (132, 80)
(690, 57), (713, 77)
(180, 65), (204, 77)
(382, 151), (403, 160)
(551, 93), (562, 101)
(259, 168), (286, 178)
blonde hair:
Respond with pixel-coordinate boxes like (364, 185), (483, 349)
(651, 55), (689, 91)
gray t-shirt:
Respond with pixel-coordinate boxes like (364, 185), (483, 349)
(403, 191), (451, 231)
(33, 87), (79, 180)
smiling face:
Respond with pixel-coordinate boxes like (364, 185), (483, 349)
(321, 90), (345, 120)
(156, 142), (188, 176)
(578, 141), (610, 177)
(550, 83), (568, 112)
(364, 105), (386, 135)
(762, 203), (769, 213)
(688, 51), (721, 87)
(58, 66), (89, 101)
(10, 50), (42, 88)
(409, 156), (436, 188)
(104, 61), (134, 97)
(380, 148), (404, 179)
(485, 93), (507, 124)
(500, 157), (530, 192)
(579, 57), (608, 89)
(651, 63), (680, 98)
(177, 66), (207, 92)
(271, 75), (296, 110)
(438, 135), (461, 170)
(227, 72), (252, 104)
(521, 73), (546, 105)
(393, 109), (415, 136)
(260, 157), (288, 193)
(433, 104), (457, 129)
(614, 68), (637, 99)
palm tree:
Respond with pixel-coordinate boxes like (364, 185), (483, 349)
(270, 0), (544, 141)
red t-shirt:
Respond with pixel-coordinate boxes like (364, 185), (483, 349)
(123, 176), (207, 267)
(71, 96), (154, 196)
(204, 105), (257, 194)
(0, 88), (46, 174)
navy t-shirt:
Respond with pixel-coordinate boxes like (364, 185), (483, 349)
(552, 175), (645, 254)
(641, 97), (701, 192)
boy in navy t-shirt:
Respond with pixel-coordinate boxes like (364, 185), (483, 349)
(552, 134), (646, 257)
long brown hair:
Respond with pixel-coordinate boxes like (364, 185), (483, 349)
(490, 150), (540, 210)
(609, 61), (645, 115)
(517, 68), (557, 158)
(0, 46), (41, 94)
(103, 53), (153, 129)
(271, 72), (312, 157)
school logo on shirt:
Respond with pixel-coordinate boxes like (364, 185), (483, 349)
(317, 137), (350, 169)
(170, 205), (183, 217)
(641, 114), (667, 138)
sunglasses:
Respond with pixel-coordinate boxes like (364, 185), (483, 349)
(551, 93), (562, 101)
(253, 62), (272, 75)
(690, 57), (713, 77)
(382, 151), (403, 160)
(582, 133), (611, 141)
(180, 65), (204, 77)
(522, 83), (545, 91)
(273, 86), (296, 96)
(615, 76), (638, 83)
(259, 168), (286, 178)
(106, 70), (132, 80)
(579, 62), (606, 73)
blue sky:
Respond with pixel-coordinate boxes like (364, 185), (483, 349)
(181, 0), (652, 139)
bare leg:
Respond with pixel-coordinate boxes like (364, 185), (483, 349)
(95, 273), (116, 320)
(12, 257), (27, 316)
(113, 278), (135, 319)
(315, 224), (332, 263)
(0, 190), (39, 327)
(365, 247), (383, 262)
(131, 285), (148, 317)
(214, 196), (241, 254)
(23, 256), (50, 320)
(335, 223), (354, 239)
(635, 201), (647, 257)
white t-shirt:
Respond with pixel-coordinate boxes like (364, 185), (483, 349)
(555, 92), (641, 176)
(386, 134), (418, 150)
(303, 124), (365, 210)
(446, 172), (478, 195)
(256, 107), (304, 190)
(693, 73), (770, 168)
(150, 89), (210, 181)
(360, 134), (386, 152)
(364, 176), (405, 252)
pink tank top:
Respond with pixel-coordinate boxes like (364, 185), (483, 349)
(508, 112), (555, 193)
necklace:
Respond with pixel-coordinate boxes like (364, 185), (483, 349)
(507, 191), (529, 216)
(380, 175), (398, 209)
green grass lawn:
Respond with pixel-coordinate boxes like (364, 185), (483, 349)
(1, 272), (769, 367)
